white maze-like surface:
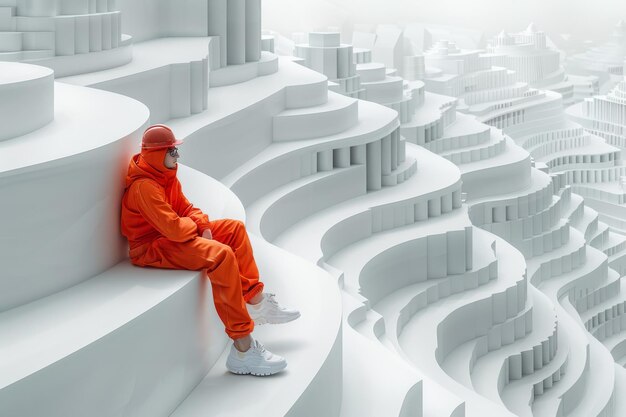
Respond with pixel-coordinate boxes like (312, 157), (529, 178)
(2, 3), (626, 417)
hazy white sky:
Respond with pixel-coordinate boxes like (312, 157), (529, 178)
(263, 0), (626, 44)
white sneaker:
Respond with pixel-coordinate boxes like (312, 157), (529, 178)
(226, 339), (287, 376)
(247, 293), (301, 325)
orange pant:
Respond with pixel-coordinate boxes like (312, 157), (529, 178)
(131, 219), (263, 339)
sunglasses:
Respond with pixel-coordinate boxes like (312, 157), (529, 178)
(167, 147), (179, 158)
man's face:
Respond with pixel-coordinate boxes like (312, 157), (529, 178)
(164, 146), (179, 169)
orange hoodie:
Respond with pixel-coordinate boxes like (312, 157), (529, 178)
(121, 148), (211, 257)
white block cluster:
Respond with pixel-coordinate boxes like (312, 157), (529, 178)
(565, 76), (626, 237)
(486, 24), (578, 105)
(0, 0), (131, 75)
(294, 32), (365, 98)
(207, 0), (261, 68)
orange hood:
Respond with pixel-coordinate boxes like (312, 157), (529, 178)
(125, 148), (177, 189)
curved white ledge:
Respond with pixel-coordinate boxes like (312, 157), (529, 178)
(0, 62), (54, 141)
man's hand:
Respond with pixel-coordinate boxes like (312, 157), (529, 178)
(202, 229), (213, 240)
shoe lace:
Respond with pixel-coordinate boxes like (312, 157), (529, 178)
(253, 340), (266, 354)
(265, 293), (279, 307)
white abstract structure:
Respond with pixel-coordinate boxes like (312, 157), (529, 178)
(3, 3), (626, 417)
(485, 24), (598, 105)
(566, 76), (626, 235)
(0, 0), (131, 76)
(567, 20), (626, 93)
(294, 32), (365, 98)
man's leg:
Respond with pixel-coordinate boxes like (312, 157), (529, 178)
(208, 219), (300, 325)
(207, 219), (264, 303)
(138, 237), (287, 376)
(144, 237), (254, 340)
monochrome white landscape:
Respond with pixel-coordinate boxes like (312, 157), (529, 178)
(1, 1), (626, 416)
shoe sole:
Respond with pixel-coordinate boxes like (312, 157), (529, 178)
(253, 312), (301, 326)
(226, 362), (287, 376)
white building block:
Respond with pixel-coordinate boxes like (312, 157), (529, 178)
(309, 32), (340, 48)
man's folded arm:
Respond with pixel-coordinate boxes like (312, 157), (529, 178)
(175, 183), (212, 235)
(133, 180), (198, 242)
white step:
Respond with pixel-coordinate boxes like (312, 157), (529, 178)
(222, 99), (398, 206)
(21, 30), (54, 50)
(0, 264), (225, 417)
(382, 156), (418, 186)
(395, 232), (527, 417)
(527, 226), (587, 287)
(470, 287), (558, 405)
(247, 165), (367, 242)
(0, 31), (21, 52)
(329, 208), (473, 305)
(273, 144), (462, 267)
(425, 113), (493, 154)
(273, 92), (359, 142)
(532, 304), (615, 417)
(374, 229), (498, 341)
(356, 62), (386, 83)
(482, 194), (563, 247)
(340, 293), (423, 417)
(361, 75), (405, 104)
(499, 308), (569, 416)
(439, 131), (506, 165)
(443, 298), (533, 391)
(0, 49), (53, 61)
(576, 269), (621, 315)
(540, 246), (610, 313)
(469, 168), (555, 226)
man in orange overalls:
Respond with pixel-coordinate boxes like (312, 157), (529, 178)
(121, 124), (300, 376)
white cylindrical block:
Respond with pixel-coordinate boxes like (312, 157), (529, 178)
(317, 149), (333, 172)
(337, 45), (353, 79)
(227, 0), (246, 65)
(111, 11), (120, 48)
(89, 14), (102, 52)
(333, 147), (350, 168)
(261, 35), (274, 53)
(96, 0), (107, 12)
(208, 0), (228, 68)
(245, 0), (261, 62)
(391, 131), (399, 170)
(101, 13), (112, 50)
(74, 15), (90, 53)
(55, 16), (76, 55)
(366, 141), (382, 191)
(309, 32), (340, 47)
(17, 0), (57, 17)
(0, 63), (54, 141)
(381, 136), (391, 175)
(190, 60), (204, 114)
(170, 63), (191, 118)
(59, 0), (88, 14)
(351, 144), (366, 164)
